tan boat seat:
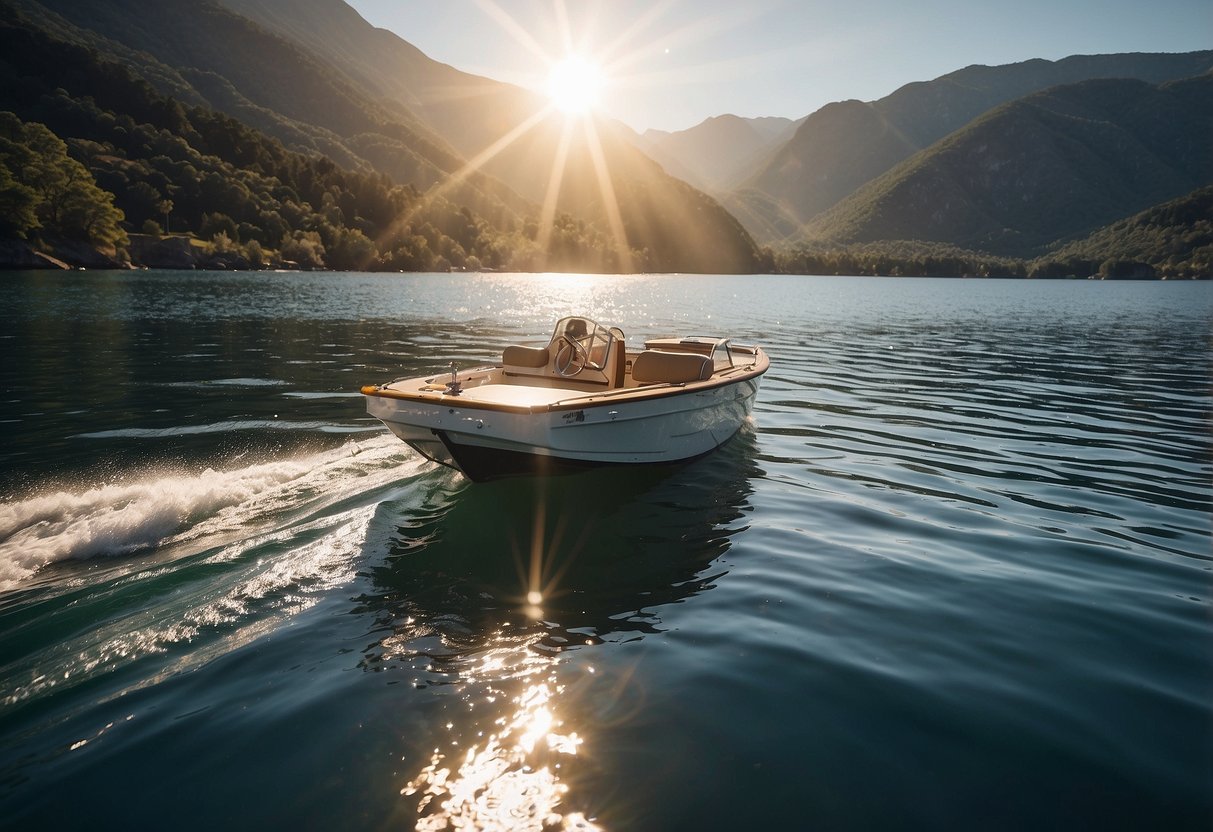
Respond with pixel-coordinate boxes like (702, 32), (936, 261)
(631, 350), (713, 384)
(503, 344), (550, 369)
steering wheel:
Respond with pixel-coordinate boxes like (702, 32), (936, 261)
(554, 335), (589, 377)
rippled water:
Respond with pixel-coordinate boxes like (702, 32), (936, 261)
(0, 272), (1210, 830)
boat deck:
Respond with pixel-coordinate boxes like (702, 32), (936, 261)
(457, 383), (590, 408)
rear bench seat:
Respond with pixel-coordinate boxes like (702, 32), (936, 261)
(631, 350), (713, 384)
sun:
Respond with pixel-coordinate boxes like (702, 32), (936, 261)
(546, 55), (605, 114)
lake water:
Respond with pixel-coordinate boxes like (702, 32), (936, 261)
(0, 271), (1210, 830)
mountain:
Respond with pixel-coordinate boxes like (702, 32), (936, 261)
(4, 0), (1205, 275)
(800, 74), (1213, 257)
(633, 115), (801, 192)
(5, 0), (764, 273)
(740, 51), (1213, 238)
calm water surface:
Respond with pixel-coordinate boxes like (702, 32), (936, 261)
(0, 272), (1210, 830)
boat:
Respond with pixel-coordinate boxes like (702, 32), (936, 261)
(361, 316), (769, 482)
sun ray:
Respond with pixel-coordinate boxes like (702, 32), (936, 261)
(474, 0), (552, 65)
(553, 0), (574, 57)
(376, 102), (554, 251)
(536, 116), (576, 268)
(594, 0), (678, 70)
(581, 117), (634, 274)
(526, 495), (546, 612)
(617, 48), (802, 94)
(603, 4), (767, 81)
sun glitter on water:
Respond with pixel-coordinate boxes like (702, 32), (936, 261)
(546, 55), (605, 114)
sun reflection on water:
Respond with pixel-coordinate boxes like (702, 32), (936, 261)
(402, 640), (601, 831)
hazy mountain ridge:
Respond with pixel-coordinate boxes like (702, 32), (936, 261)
(801, 74), (1213, 256)
(742, 51), (1213, 232)
(634, 114), (802, 191)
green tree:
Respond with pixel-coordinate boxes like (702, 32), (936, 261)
(200, 211), (238, 241)
(281, 230), (326, 269)
(157, 199), (173, 234)
(327, 226), (377, 271)
(0, 163), (39, 238)
(0, 111), (126, 248)
(244, 238), (265, 268)
(208, 230), (239, 255)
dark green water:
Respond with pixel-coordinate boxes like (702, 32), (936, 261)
(1, 271), (1210, 830)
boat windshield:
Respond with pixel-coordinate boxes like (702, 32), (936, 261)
(550, 316), (615, 372)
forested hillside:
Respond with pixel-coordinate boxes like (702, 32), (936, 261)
(1033, 186), (1213, 278)
(0, 5), (532, 270)
(800, 74), (1213, 257)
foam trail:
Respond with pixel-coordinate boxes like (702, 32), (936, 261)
(2, 501), (390, 709)
(0, 434), (418, 590)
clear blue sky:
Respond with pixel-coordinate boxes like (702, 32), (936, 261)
(347, 0), (1211, 133)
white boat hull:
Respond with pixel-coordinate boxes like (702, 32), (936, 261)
(366, 375), (762, 481)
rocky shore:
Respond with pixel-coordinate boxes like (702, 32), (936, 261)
(0, 235), (291, 271)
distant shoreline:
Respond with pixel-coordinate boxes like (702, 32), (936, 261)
(6, 233), (1206, 280)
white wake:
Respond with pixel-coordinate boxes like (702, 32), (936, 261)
(0, 434), (420, 591)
